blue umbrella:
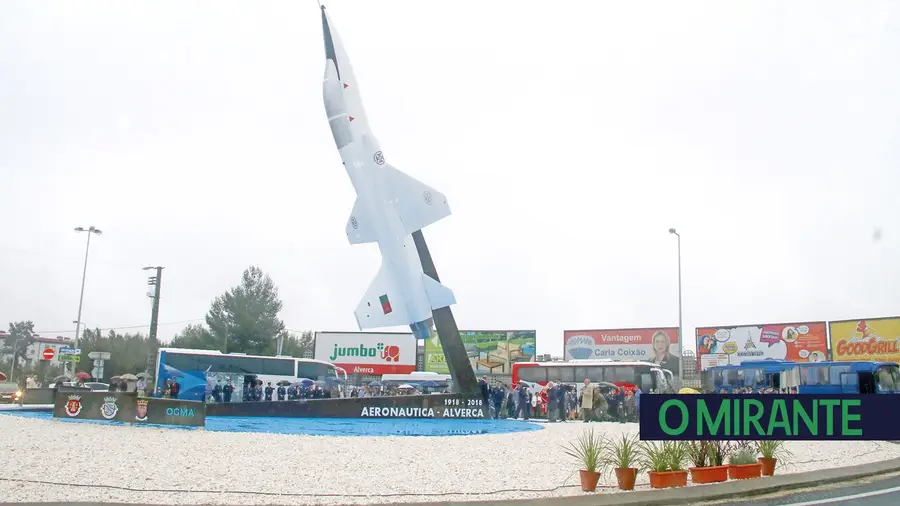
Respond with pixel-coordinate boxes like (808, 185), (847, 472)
(291, 378), (315, 388)
(368, 381), (382, 387)
(420, 381), (440, 388)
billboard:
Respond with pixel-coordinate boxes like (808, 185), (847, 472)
(829, 317), (900, 363)
(424, 330), (537, 375)
(563, 327), (681, 375)
(313, 331), (416, 375)
(695, 321), (829, 371)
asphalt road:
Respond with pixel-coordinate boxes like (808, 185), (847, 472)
(707, 473), (900, 506)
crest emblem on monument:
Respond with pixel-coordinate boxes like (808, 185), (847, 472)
(100, 396), (119, 420)
(65, 395), (82, 417)
(135, 399), (149, 422)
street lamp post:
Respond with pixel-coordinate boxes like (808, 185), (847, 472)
(73, 226), (102, 377)
(668, 228), (684, 389)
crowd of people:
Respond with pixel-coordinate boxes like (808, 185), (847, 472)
(479, 376), (644, 423)
(204, 379), (342, 403)
(716, 386), (799, 394)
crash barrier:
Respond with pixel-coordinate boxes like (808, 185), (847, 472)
(53, 391), (206, 427)
(22, 387), (82, 405)
(12, 386), (92, 405)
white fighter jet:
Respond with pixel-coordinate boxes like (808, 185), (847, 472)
(319, 5), (455, 340)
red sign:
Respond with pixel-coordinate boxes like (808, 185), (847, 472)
(42, 348), (55, 360)
(338, 363), (415, 375)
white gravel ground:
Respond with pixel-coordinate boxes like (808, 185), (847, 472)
(0, 414), (898, 505)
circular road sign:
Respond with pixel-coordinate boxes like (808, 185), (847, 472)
(42, 348), (55, 360)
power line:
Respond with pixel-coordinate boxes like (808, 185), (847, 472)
(34, 318), (205, 334)
(35, 321), (312, 335)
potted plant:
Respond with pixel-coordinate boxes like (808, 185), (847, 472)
(727, 446), (762, 480)
(666, 440), (689, 487)
(687, 441), (729, 484)
(600, 433), (641, 490)
(757, 440), (792, 476)
(563, 429), (605, 492)
(641, 441), (688, 489)
(708, 441), (728, 468)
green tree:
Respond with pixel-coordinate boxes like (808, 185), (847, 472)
(1, 321), (36, 382)
(169, 324), (219, 350)
(205, 266), (286, 355)
(270, 330), (314, 358)
(76, 329), (158, 380)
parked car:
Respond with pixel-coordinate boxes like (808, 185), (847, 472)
(82, 382), (109, 392)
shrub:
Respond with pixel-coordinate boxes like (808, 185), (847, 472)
(640, 441), (670, 472)
(757, 440), (793, 464)
(728, 447), (758, 466)
(601, 433), (641, 472)
(563, 429), (604, 473)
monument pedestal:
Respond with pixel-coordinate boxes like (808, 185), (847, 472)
(206, 393), (488, 419)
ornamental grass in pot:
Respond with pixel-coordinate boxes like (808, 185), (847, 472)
(641, 441), (689, 489)
(563, 428), (605, 492)
(686, 441), (729, 484)
(756, 440), (792, 476)
(600, 433), (641, 491)
(727, 447), (762, 480)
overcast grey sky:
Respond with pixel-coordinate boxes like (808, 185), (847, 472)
(1, 1), (898, 356)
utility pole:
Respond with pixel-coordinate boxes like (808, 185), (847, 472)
(144, 266), (164, 382)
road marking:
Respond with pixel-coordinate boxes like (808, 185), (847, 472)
(781, 484), (900, 505)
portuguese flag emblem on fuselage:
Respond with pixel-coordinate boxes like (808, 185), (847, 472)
(379, 294), (393, 315)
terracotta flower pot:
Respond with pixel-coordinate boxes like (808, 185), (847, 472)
(614, 467), (638, 490)
(649, 470), (688, 489)
(579, 470), (601, 492)
(728, 463), (762, 480)
(758, 457), (777, 476)
(689, 465), (730, 484)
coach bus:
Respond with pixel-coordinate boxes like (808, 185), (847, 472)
(704, 359), (800, 393)
(511, 360), (674, 395)
(155, 348), (348, 402)
(705, 360), (900, 395)
(796, 361), (900, 394)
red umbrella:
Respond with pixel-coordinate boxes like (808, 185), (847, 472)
(74, 372), (92, 380)
(0, 371), (7, 382)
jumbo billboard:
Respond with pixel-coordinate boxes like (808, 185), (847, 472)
(829, 317), (900, 363)
(695, 321), (829, 371)
(424, 330), (537, 375)
(563, 327), (682, 375)
(313, 331), (416, 375)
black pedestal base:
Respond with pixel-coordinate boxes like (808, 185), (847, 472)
(206, 393), (488, 419)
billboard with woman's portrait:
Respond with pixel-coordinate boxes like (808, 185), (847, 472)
(563, 327), (681, 375)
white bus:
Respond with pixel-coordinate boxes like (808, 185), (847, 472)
(155, 348), (348, 402)
(512, 360), (674, 395)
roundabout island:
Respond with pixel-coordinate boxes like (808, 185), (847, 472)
(1, 411), (899, 505)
